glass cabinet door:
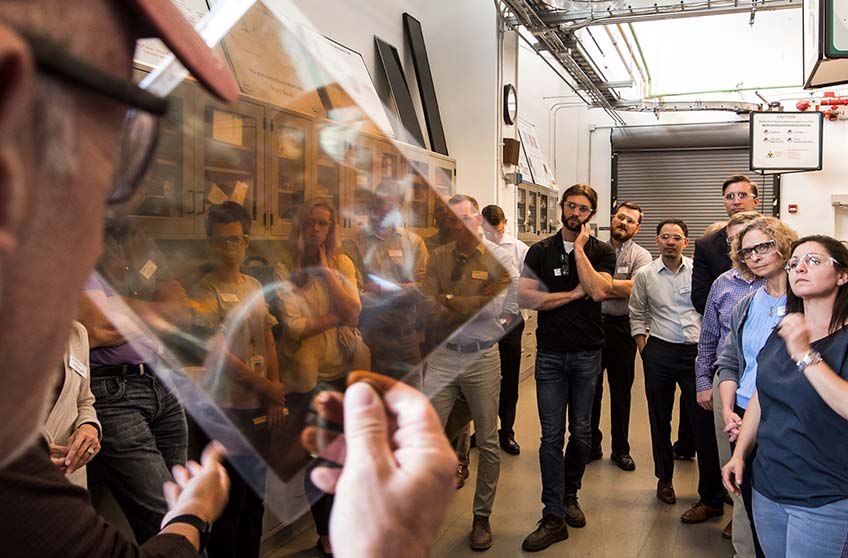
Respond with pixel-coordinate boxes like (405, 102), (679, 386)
(128, 77), (197, 236)
(539, 195), (548, 235)
(528, 191), (538, 235)
(199, 97), (265, 233)
(269, 110), (311, 237)
(517, 187), (527, 233)
(406, 160), (431, 230)
(549, 194), (558, 233)
(312, 124), (344, 223)
(347, 137), (384, 232)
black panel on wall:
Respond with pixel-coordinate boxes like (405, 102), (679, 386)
(403, 13), (448, 156)
(375, 37), (425, 147)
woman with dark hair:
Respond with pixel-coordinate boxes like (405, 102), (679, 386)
(273, 198), (368, 557)
(713, 216), (797, 557)
(722, 235), (848, 557)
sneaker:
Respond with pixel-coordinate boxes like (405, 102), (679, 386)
(563, 496), (586, 528)
(522, 515), (569, 552)
(469, 515), (492, 551)
(610, 452), (636, 471)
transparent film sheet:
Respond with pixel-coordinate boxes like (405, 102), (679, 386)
(85, 0), (520, 527)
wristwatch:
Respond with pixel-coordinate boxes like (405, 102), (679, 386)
(795, 350), (823, 373)
(444, 293), (455, 303)
(163, 514), (210, 552)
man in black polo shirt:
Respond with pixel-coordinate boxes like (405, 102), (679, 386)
(519, 184), (616, 552)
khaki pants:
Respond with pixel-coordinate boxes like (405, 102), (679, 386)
(713, 375), (755, 558)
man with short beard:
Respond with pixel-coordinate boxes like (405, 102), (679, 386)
(589, 202), (652, 472)
(519, 185), (615, 552)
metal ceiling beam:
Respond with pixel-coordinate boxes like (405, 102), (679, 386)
(523, 0), (799, 30)
(613, 99), (762, 113)
(501, 0), (625, 123)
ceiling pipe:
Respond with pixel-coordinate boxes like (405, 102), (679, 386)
(615, 24), (648, 99)
(603, 25), (637, 91)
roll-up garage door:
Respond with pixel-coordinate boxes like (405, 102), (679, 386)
(612, 145), (778, 259)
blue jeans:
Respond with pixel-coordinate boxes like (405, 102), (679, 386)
(753, 489), (848, 557)
(88, 372), (187, 544)
(535, 349), (602, 518)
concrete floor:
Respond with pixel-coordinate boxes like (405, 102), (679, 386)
(269, 356), (734, 558)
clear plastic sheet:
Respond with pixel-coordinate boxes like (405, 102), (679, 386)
(82, 0), (522, 527)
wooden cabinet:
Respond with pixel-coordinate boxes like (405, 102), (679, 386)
(517, 182), (559, 245)
(268, 110), (312, 237)
(198, 96), (266, 233)
(128, 71), (456, 241)
(127, 78), (199, 236)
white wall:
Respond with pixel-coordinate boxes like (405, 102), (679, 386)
(298, 0), (502, 207)
(782, 123), (848, 238)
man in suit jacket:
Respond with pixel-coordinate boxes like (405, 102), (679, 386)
(690, 175), (761, 314)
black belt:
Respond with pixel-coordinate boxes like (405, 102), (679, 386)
(90, 363), (150, 378)
(445, 339), (497, 354)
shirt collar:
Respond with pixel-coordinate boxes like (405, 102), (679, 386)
(609, 238), (633, 253)
(365, 225), (401, 240)
(451, 241), (485, 259)
(656, 257), (689, 274)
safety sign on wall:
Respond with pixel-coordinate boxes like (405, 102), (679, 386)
(749, 111), (824, 174)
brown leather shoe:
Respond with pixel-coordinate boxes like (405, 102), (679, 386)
(456, 463), (469, 490)
(722, 520), (733, 539)
(656, 480), (676, 504)
(681, 501), (724, 523)
(469, 515), (492, 551)
(522, 515), (569, 552)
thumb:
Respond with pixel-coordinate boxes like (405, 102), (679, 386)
(343, 382), (391, 463)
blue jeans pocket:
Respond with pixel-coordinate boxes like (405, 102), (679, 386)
(91, 376), (127, 404)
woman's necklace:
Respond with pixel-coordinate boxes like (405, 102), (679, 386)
(764, 286), (786, 318)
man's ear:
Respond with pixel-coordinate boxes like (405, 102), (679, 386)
(0, 25), (32, 259)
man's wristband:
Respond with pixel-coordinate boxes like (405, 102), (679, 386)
(162, 514), (210, 552)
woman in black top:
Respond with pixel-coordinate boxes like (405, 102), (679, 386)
(722, 235), (848, 557)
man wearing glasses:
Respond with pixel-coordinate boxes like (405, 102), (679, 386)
(422, 194), (515, 551)
(519, 185), (615, 552)
(691, 174), (761, 315)
(0, 2), (457, 557)
(589, 202), (652, 472)
(630, 220), (725, 523)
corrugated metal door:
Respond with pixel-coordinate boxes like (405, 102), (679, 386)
(613, 149), (775, 259)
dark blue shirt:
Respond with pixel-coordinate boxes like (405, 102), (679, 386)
(754, 327), (848, 507)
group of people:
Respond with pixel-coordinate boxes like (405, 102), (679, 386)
(1, 3), (847, 558)
(508, 176), (848, 558)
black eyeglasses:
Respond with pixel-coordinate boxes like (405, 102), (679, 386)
(451, 254), (469, 282)
(210, 235), (248, 247)
(23, 32), (170, 204)
(737, 240), (776, 261)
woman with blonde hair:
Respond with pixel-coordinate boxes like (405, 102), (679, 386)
(273, 198), (368, 557)
(714, 216), (797, 557)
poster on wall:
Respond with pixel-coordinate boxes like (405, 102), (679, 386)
(134, 0), (210, 68)
(302, 28), (395, 137)
(749, 111), (824, 174)
(218, 2), (325, 117)
(517, 118), (555, 188)
(518, 142), (533, 181)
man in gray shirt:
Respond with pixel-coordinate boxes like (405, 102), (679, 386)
(629, 219), (725, 524)
(590, 202), (652, 472)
